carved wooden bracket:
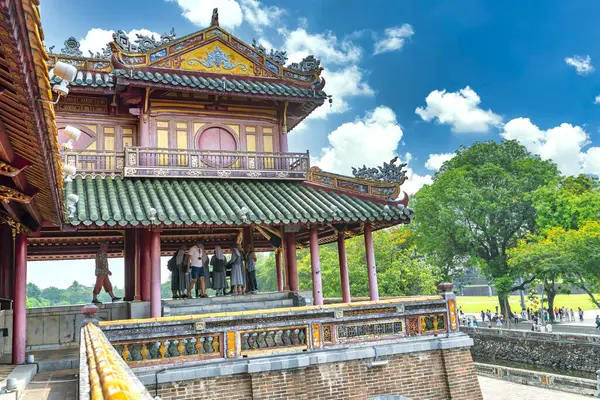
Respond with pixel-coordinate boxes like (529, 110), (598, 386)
(2, 217), (32, 237)
(0, 185), (34, 204)
(306, 167), (402, 200)
(0, 157), (29, 178)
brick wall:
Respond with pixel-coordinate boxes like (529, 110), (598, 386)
(148, 347), (482, 400)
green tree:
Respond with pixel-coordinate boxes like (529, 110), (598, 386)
(26, 283), (41, 299)
(413, 140), (560, 316)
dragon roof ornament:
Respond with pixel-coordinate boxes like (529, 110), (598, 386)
(351, 157), (408, 183)
(288, 55), (321, 73)
(112, 28), (177, 53)
(60, 37), (83, 57)
(252, 39), (288, 65)
(88, 45), (112, 59)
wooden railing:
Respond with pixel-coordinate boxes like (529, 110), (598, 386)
(62, 147), (310, 180)
(98, 295), (458, 368)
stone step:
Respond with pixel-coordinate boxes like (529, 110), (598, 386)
(164, 291), (291, 307)
(166, 299), (295, 316)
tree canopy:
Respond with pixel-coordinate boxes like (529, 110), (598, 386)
(413, 140), (560, 313)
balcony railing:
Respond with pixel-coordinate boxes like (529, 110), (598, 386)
(63, 147), (310, 180)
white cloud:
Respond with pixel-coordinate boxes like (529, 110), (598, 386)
(373, 24), (414, 55)
(582, 147), (600, 176)
(403, 169), (433, 195)
(594, 95), (600, 104)
(501, 118), (593, 176)
(425, 153), (456, 171)
(167, 0), (243, 29)
(312, 106), (430, 195)
(79, 28), (162, 55)
(280, 27), (362, 65)
(415, 86), (502, 133)
(565, 55), (594, 76)
(240, 0), (284, 32)
(310, 65), (374, 119)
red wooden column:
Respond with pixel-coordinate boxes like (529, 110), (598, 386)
(140, 230), (151, 301)
(284, 231), (298, 291)
(309, 226), (323, 305)
(364, 222), (379, 301)
(123, 229), (136, 301)
(134, 230), (142, 301)
(12, 232), (27, 365)
(0, 225), (14, 300)
(337, 231), (351, 303)
(150, 229), (161, 317)
(275, 248), (283, 292)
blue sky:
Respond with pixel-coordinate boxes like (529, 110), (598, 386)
(33, 0), (600, 288)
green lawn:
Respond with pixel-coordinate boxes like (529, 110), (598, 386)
(456, 294), (599, 314)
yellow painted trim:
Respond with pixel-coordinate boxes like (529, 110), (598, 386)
(99, 296), (444, 327)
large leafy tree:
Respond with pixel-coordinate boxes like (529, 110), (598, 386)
(413, 140), (560, 315)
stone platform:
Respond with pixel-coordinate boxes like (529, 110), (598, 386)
(161, 291), (313, 317)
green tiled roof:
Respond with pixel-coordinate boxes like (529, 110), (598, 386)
(50, 70), (114, 88)
(65, 177), (412, 227)
(113, 69), (327, 99)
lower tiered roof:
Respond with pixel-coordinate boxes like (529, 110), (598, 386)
(65, 177), (413, 227)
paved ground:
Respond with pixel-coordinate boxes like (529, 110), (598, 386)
(21, 369), (77, 400)
(478, 376), (591, 400)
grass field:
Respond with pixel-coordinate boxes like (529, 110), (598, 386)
(456, 294), (599, 314)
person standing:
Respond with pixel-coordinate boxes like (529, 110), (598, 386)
(92, 242), (121, 304)
(480, 310), (485, 322)
(245, 245), (258, 293)
(211, 246), (228, 296)
(195, 247), (211, 298)
(186, 240), (207, 298)
(595, 315), (600, 329)
(578, 307), (584, 322)
(228, 244), (245, 295)
(170, 245), (189, 299)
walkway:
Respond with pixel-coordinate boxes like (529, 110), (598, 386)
(479, 376), (591, 400)
(21, 369), (77, 400)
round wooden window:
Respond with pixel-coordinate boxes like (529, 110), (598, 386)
(197, 126), (238, 167)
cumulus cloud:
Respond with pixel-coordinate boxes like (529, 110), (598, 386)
(312, 106), (431, 195)
(425, 153), (456, 171)
(415, 86), (502, 133)
(565, 55), (594, 76)
(240, 0), (284, 32)
(500, 117), (600, 176)
(78, 28), (162, 55)
(280, 27), (362, 65)
(594, 95), (600, 104)
(373, 24), (414, 55)
(166, 0), (243, 29)
(310, 66), (374, 119)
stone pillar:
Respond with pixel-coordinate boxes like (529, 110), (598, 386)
(124, 229), (136, 301)
(12, 233), (27, 365)
(364, 222), (379, 301)
(275, 248), (283, 292)
(337, 232), (351, 303)
(140, 229), (151, 301)
(284, 231), (298, 292)
(150, 229), (161, 318)
(438, 282), (458, 333)
(309, 226), (323, 305)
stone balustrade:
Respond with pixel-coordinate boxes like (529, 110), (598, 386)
(98, 295), (458, 368)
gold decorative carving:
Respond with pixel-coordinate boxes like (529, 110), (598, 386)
(55, 96), (108, 114)
(322, 324), (333, 343)
(306, 166), (402, 200)
(0, 161), (21, 177)
(344, 307), (396, 317)
(312, 323), (321, 349)
(0, 185), (32, 204)
(3, 217), (32, 237)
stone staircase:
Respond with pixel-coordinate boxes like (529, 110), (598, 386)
(162, 291), (313, 317)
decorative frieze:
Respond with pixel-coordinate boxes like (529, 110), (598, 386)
(336, 319), (404, 342)
(306, 166), (403, 200)
(239, 326), (308, 355)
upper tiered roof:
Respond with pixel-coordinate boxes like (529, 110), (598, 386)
(47, 9), (328, 131)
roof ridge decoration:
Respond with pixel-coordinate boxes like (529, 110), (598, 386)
(112, 28), (177, 53)
(351, 157), (408, 183)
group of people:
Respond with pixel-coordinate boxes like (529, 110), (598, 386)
(169, 240), (258, 299)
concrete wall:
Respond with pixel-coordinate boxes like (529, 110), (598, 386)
(0, 303), (132, 355)
(461, 326), (600, 374)
(475, 362), (597, 397)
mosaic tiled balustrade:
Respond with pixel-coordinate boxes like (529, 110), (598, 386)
(95, 294), (458, 368)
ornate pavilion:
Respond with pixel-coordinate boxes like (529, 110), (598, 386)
(0, 5), (415, 366)
(0, 5), (485, 400)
